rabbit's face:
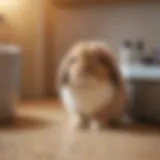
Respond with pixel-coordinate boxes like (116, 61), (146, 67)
(59, 42), (119, 87)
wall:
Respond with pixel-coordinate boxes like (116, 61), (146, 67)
(43, 0), (56, 96)
(52, 3), (160, 66)
(0, 0), (44, 98)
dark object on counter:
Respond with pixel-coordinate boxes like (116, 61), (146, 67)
(136, 40), (155, 65)
(123, 40), (132, 48)
(141, 56), (154, 65)
(137, 40), (145, 52)
(153, 46), (160, 64)
(136, 40), (147, 63)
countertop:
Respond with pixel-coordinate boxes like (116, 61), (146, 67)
(120, 64), (160, 80)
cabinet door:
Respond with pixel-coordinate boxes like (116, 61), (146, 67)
(131, 80), (160, 123)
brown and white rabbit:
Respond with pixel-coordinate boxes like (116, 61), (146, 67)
(58, 41), (126, 130)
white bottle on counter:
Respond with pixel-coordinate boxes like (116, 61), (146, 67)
(119, 40), (134, 67)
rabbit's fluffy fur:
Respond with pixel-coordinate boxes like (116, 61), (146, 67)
(58, 41), (126, 129)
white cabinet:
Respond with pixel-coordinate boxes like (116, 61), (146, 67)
(0, 45), (20, 121)
(121, 65), (160, 123)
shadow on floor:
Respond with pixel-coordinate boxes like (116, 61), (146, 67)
(0, 115), (54, 131)
(109, 122), (160, 136)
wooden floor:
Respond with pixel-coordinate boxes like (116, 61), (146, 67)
(0, 100), (160, 160)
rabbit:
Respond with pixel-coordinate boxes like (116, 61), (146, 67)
(58, 41), (127, 130)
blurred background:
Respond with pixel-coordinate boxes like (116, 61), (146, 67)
(0, 0), (160, 160)
(1, 0), (160, 99)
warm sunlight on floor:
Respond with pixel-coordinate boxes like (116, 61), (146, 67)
(0, 100), (160, 160)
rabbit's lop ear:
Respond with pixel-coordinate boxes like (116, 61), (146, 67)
(97, 47), (126, 111)
(97, 48), (123, 87)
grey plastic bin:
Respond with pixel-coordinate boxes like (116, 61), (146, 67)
(0, 45), (20, 120)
